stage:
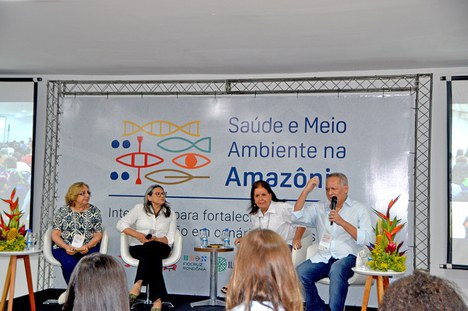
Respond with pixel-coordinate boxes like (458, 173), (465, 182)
(11, 289), (224, 311)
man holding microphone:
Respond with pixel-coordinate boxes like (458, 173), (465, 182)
(293, 172), (373, 311)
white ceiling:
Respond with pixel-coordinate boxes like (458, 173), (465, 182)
(0, 0), (467, 76)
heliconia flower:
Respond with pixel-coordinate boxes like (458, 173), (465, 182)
(367, 196), (407, 272)
(386, 241), (397, 253)
(384, 230), (393, 242)
(375, 210), (388, 220)
(386, 195), (400, 219)
(11, 199), (19, 211)
(0, 188), (26, 251)
(390, 223), (405, 237)
(4, 212), (19, 220)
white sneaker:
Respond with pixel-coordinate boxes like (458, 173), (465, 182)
(58, 291), (67, 305)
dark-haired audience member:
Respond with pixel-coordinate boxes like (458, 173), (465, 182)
(379, 271), (467, 311)
(63, 253), (129, 311)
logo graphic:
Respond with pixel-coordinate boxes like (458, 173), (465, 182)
(217, 257), (228, 272)
(112, 119), (212, 185)
(123, 120), (200, 137)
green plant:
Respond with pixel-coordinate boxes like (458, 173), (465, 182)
(367, 195), (406, 272)
(0, 188), (26, 251)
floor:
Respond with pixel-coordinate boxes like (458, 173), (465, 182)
(11, 289), (224, 311)
(9, 288), (376, 310)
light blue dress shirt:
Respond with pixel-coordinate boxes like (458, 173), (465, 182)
(292, 197), (373, 263)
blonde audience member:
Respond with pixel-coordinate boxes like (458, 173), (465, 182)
(380, 270), (467, 311)
(63, 253), (129, 311)
(226, 229), (303, 311)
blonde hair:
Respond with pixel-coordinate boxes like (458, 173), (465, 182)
(65, 182), (89, 206)
(226, 229), (303, 311)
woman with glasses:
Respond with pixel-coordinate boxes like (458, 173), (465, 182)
(116, 184), (176, 311)
(51, 181), (103, 284)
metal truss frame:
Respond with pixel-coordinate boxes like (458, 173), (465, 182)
(37, 74), (432, 289)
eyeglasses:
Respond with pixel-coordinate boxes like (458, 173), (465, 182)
(153, 192), (167, 197)
(78, 191), (91, 196)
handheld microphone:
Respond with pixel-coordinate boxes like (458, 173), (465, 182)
(330, 196), (337, 225)
(145, 233), (152, 240)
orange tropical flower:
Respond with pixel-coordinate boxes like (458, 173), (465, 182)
(367, 195), (407, 272)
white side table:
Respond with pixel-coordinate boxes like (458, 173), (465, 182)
(0, 249), (42, 311)
(351, 267), (405, 310)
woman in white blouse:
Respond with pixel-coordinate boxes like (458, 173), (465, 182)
(223, 180), (307, 295)
(234, 180), (306, 249)
(116, 184), (176, 311)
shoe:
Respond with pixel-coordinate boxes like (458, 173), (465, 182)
(151, 298), (163, 311)
(221, 286), (228, 294)
(58, 291), (67, 305)
(129, 293), (138, 304)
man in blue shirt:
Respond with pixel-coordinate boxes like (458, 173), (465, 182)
(293, 173), (373, 311)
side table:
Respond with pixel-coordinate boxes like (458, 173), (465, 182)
(351, 267), (405, 310)
(0, 249), (41, 311)
(191, 246), (234, 307)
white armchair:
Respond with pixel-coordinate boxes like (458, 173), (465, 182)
(43, 227), (109, 266)
(120, 229), (183, 309)
(42, 227), (109, 303)
(296, 243), (369, 286)
(291, 233), (315, 267)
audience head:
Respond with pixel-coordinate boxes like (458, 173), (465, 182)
(226, 229), (303, 311)
(63, 253), (129, 311)
(380, 270), (467, 311)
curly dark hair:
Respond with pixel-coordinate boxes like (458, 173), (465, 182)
(379, 271), (467, 311)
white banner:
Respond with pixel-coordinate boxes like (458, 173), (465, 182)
(55, 94), (414, 295)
